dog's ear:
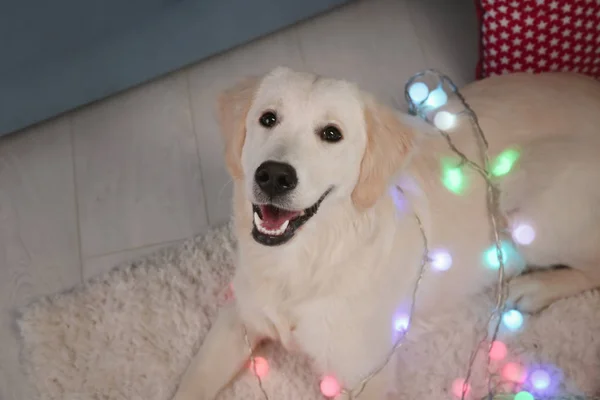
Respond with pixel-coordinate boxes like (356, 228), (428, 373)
(351, 99), (415, 210)
(217, 77), (260, 180)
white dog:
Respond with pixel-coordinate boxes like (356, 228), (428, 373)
(173, 67), (600, 399)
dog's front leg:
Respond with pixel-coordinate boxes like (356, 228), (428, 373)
(173, 303), (259, 400)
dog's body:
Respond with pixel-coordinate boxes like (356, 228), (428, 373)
(173, 68), (600, 400)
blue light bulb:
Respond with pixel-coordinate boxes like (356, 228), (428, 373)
(394, 314), (409, 332)
(502, 309), (524, 331)
(425, 86), (448, 109)
(408, 82), (429, 104)
(530, 369), (551, 391)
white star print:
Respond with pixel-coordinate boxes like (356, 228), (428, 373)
(526, 67), (535, 73)
(501, 68), (510, 75)
(561, 65), (571, 72)
(480, 0), (600, 79)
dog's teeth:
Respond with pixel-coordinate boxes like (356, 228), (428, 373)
(280, 220), (289, 232)
(254, 212), (262, 227)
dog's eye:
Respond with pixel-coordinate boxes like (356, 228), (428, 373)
(259, 111), (278, 128)
(320, 125), (343, 143)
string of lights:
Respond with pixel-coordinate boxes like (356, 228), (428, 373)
(237, 70), (592, 399)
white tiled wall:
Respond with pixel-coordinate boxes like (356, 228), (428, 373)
(0, 0), (477, 397)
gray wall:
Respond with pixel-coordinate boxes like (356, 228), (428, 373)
(0, 0), (351, 136)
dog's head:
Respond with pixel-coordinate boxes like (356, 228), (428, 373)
(218, 67), (414, 246)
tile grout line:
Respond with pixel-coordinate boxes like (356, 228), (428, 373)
(84, 237), (184, 260)
(68, 115), (85, 284)
(184, 69), (212, 227)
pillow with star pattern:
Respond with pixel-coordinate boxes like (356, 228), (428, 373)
(475, 0), (600, 79)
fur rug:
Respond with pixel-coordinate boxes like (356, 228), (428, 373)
(18, 224), (600, 400)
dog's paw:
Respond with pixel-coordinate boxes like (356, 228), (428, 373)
(507, 273), (557, 313)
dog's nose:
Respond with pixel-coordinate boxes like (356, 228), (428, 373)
(255, 161), (298, 196)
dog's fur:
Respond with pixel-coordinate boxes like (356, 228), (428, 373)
(173, 67), (600, 399)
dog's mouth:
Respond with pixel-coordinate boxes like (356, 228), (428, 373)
(251, 189), (332, 246)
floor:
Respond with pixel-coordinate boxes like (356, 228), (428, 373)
(0, 0), (478, 398)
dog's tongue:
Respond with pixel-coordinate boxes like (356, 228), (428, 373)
(260, 205), (300, 230)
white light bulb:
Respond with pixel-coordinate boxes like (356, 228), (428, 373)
(512, 223), (536, 246)
(433, 111), (457, 130)
(429, 248), (453, 271)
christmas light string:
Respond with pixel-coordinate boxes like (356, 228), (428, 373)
(405, 69), (510, 400)
(235, 70), (594, 399)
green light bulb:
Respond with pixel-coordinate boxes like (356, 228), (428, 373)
(483, 242), (510, 269)
(441, 159), (466, 195)
(514, 391), (534, 400)
(491, 148), (521, 177)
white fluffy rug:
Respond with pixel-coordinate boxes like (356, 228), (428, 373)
(18, 224), (600, 400)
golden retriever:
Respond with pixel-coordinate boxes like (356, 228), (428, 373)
(173, 67), (600, 399)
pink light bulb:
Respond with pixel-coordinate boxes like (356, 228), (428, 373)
(249, 356), (269, 378)
(502, 362), (527, 383)
(489, 340), (507, 361)
(320, 375), (341, 398)
(452, 378), (471, 398)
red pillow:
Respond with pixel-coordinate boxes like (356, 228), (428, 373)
(476, 0), (600, 79)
